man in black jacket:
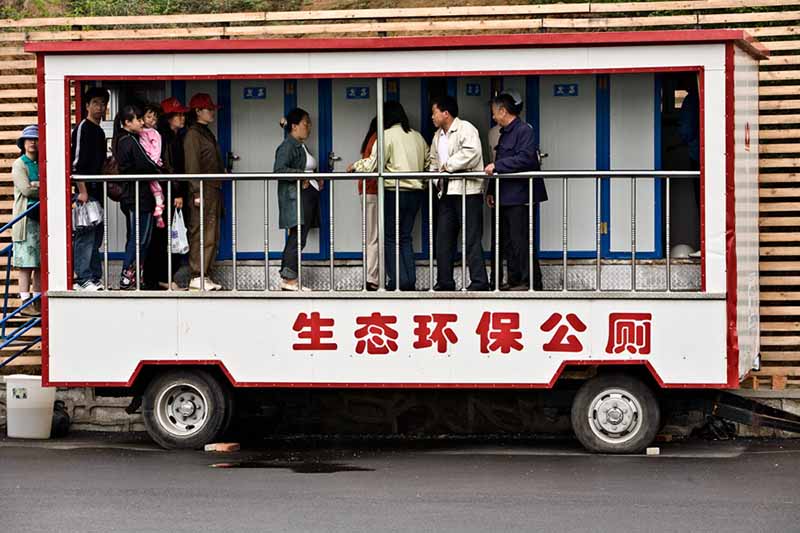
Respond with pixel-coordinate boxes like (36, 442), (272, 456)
(485, 90), (547, 291)
(70, 87), (110, 291)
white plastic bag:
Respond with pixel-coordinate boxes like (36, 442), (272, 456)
(72, 200), (103, 229)
(170, 209), (190, 254)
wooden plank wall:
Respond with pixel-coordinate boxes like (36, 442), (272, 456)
(0, 0), (798, 385)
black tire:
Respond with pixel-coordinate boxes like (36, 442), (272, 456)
(142, 369), (230, 450)
(570, 373), (660, 454)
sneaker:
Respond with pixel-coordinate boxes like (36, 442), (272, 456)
(75, 280), (101, 292)
(189, 277), (222, 291)
(119, 269), (137, 291)
(280, 278), (311, 292)
(93, 280), (105, 291)
(19, 299), (41, 317)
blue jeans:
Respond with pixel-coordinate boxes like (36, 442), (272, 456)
(73, 223), (104, 285)
(123, 208), (154, 272)
(384, 189), (423, 291)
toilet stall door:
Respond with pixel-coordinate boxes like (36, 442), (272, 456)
(330, 79), (377, 256)
(538, 75), (597, 257)
(607, 74), (660, 258)
(229, 80), (285, 256)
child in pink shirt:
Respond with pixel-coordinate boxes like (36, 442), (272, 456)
(140, 104), (165, 228)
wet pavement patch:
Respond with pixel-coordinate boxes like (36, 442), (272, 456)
(209, 460), (374, 473)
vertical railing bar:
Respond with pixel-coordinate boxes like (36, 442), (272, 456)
(103, 181), (109, 291)
(264, 179), (270, 292)
(494, 176), (500, 292)
(362, 177), (367, 292)
(461, 177), (467, 292)
(528, 177), (534, 292)
(666, 176), (671, 292)
(376, 78), (385, 292)
(296, 178), (302, 290)
(167, 181), (172, 292)
(231, 179), (237, 292)
(428, 180), (434, 292)
(135, 181), (140, 291)
(595, 176), (601, 292)
(631, 176), (637, 292)
(394, 178), (400, 292)
(329, 179), (335, 292)
(561, 176), (568, 292)
(199, 181), (205, 291)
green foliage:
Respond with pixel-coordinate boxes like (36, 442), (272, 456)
(65, 0), (299, 17)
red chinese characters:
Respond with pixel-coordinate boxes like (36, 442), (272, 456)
(605, 313), (652, 355)
(413, 314), (458, 353)
(475, 312), (523, 354)
(292, 312), (337, 350)
(355, 313), (399, 355)
(540, 313), (587, 353)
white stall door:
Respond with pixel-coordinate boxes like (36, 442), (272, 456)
(609, 74), (657, 256)
(538, 75), (597, 255)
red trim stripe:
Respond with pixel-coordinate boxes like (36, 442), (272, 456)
(725, 43), (740, 388)
(43, 359), (733, 390)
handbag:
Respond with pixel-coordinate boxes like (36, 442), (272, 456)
(72, 200), (103, 229)
(102, 156), (125, 202)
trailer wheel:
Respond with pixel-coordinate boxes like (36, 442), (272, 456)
(570, 374), (660, 454)
(142, 369), (229, 450)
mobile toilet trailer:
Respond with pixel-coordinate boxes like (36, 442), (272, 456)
(26, 30), (766, 453)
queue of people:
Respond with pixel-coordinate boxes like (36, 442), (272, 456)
(64, 86), (546, 293)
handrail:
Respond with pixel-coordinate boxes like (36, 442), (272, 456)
(0, 202), (42, 368)
(71, 170), (699, 181)
(0, 201), (40, 235)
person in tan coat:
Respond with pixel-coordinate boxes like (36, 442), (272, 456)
(11, 125), (41, 316)
(183, 93), (224, 291)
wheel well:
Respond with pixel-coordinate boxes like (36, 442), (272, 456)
(555, 364), (661, 391)
(128, 364), (232, 397)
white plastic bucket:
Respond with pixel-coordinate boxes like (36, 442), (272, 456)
(4, 375), (55, 439)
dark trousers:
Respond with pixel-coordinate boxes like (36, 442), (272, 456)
(73, 223), (104, 285)
(384, 189), (423, 291)
(280, 224), (311, 280)
(143, 209), (187, 289)
(280, 186), (319, 280)
(435, 194), (489, 290)
(490, 203), (543, 290)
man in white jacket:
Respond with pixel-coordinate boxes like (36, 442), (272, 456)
(428, 96), (490, 291)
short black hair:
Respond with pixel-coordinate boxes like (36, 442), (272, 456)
(431, 95), (458, 118)
(83, 86), (110, 108)
(492, 93), (523, 116)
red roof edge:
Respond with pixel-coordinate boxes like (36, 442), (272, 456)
(24, 29), (769, 60)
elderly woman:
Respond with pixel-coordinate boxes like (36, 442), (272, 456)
(275, 107), (320, 291)
(11, 125), (41, 316)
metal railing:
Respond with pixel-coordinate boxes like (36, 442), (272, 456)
(0, 201), (42, 369)
(71, 170), (700, 294)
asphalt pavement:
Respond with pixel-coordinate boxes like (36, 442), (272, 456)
(1, 434), (799, 533)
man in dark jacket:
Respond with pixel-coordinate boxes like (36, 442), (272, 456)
(485, 90), (547, 290)
(70, 87), (110, 291)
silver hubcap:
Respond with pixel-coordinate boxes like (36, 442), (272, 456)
(587, 388), (643, 445)
(155, 383), (209, 437)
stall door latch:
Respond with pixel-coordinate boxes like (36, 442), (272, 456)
(599, 222), (609, 235)
(328, 151), (342, 172)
